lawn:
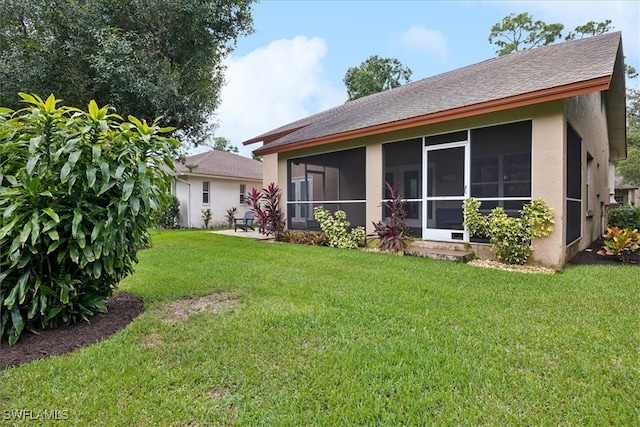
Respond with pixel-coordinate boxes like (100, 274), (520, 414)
(1, 230), (638, 425)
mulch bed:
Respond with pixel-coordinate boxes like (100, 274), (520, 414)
(568, 238), (639, 266)
(1, 240), (636, 371)
(0, 292), (144, 371)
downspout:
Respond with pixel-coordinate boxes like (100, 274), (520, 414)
(175, 177), (192, 228)
(608, 161), (617, 205)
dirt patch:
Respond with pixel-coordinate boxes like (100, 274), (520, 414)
(0, 292), (144, 371)
(157, 292), (238, 325)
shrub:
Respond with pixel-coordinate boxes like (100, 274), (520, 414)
(281, 230), (327, 246)
(313, 206), (365, 249)
(225, 207), (237, 228)
(463, 198), (554, 265)
(607, 206), (640, 230)
(370, 182), (413, 252)
(597, 227), (640, 264)
(462, 198), (489, 239)
(201, 208), (212, 229)
(156, 194), (181, 229)
(247, 183), (285, 240)
(0, 93), (177, 345)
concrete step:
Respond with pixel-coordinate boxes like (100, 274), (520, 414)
(404, 246), (475, 263)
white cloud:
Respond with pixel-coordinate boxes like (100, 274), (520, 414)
(397, 26), (448, 59)
(209, 36), (345, 158)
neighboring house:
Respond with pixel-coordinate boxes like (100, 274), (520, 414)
(614, 175), (640, 206)
(172, 150), (263, 228)
(243, 32), (627, 269)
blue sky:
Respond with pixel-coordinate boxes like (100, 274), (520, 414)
(209, 0), (640, 158)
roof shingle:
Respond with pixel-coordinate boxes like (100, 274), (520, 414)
(174, 150), (262, 181)
(245, 32), (623, 154)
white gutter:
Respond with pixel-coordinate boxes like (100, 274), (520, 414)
(608, 162), (617, 205)
(175, 177), (193, 228)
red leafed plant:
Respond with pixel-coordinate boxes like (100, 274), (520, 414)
(370, 181), (413, 253)
(247, 183), (285, 240)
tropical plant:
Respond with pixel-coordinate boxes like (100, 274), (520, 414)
(462, 197), (490, 240)
(370, 182), (413, 252)
(0, 93), (177, 345)
(281, 230), (327, 246)
(247, 183), (285, 239)
(225, 207), (238, 228)
(313, 207), (365, 249)
(597, 227), (640, 264)
(463, 198), (554, 265)
(201, 208), (212, 229)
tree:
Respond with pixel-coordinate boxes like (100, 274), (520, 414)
(343, 55), (412, 101)
(210, 137), (239, 153)
(565, 20), (613, 40)
(564, 19), (636, 78)
(0, 0), (256, 145)
(616, 89), (640, 185)
(0, 94), (178, 344)
(488, 12), (564, 56)
(488, 14), (637, 79)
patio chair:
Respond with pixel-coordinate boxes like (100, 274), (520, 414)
(234, 211), (255, 232)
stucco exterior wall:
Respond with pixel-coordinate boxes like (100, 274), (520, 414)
(565, 92), (611, 249)
(174, 176), (260, 228)
(259, 98), (612, 268)
(529, 103), (565, 268)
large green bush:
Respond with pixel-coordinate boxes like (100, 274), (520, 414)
(0, 93), (177, 344)
(156, 194), (181, 229)
(463, 198), (554, 265)
(607, 205), (640, 230)
(313, 206), (365, 249)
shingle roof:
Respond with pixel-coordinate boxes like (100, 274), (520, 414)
(245, 32), (624, 155)
(174, 150), (262, 181)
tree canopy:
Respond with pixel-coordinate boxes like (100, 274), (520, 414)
(343, 55), (412, 101)
(489, 13), (637, 78)
(211, 137), (239, 153)
(0, 0), (256, 145)
(488, 12), (565, 56)
(616, 89), (640, 185)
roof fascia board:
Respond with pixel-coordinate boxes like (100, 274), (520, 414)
(243, 125), (308, 146)
(255, 76), (611, 156)
(173, 172), (262, 181)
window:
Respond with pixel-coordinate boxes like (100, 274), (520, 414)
(240, 184), (246, 205)
(202, 181), (210, 204)
(586, 153), (594, 213)
(566, 123), (582, 245)
(287, 147), (366, 230)
(470, 121), (532, 215)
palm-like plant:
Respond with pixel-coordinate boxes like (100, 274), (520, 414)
(371, 182), (413, 252)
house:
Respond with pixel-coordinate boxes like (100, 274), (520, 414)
(172, 150), (262, 228)
(614, 175), (640, 206)
(243, 32), (626, 269)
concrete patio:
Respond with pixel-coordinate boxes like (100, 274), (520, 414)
(210, 229), (273, 240)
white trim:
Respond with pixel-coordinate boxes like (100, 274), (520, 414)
(285, 199), (365, 204)
(423, 140), (470, 241)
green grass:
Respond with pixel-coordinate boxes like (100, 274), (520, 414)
(1, 230), (639, 425)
